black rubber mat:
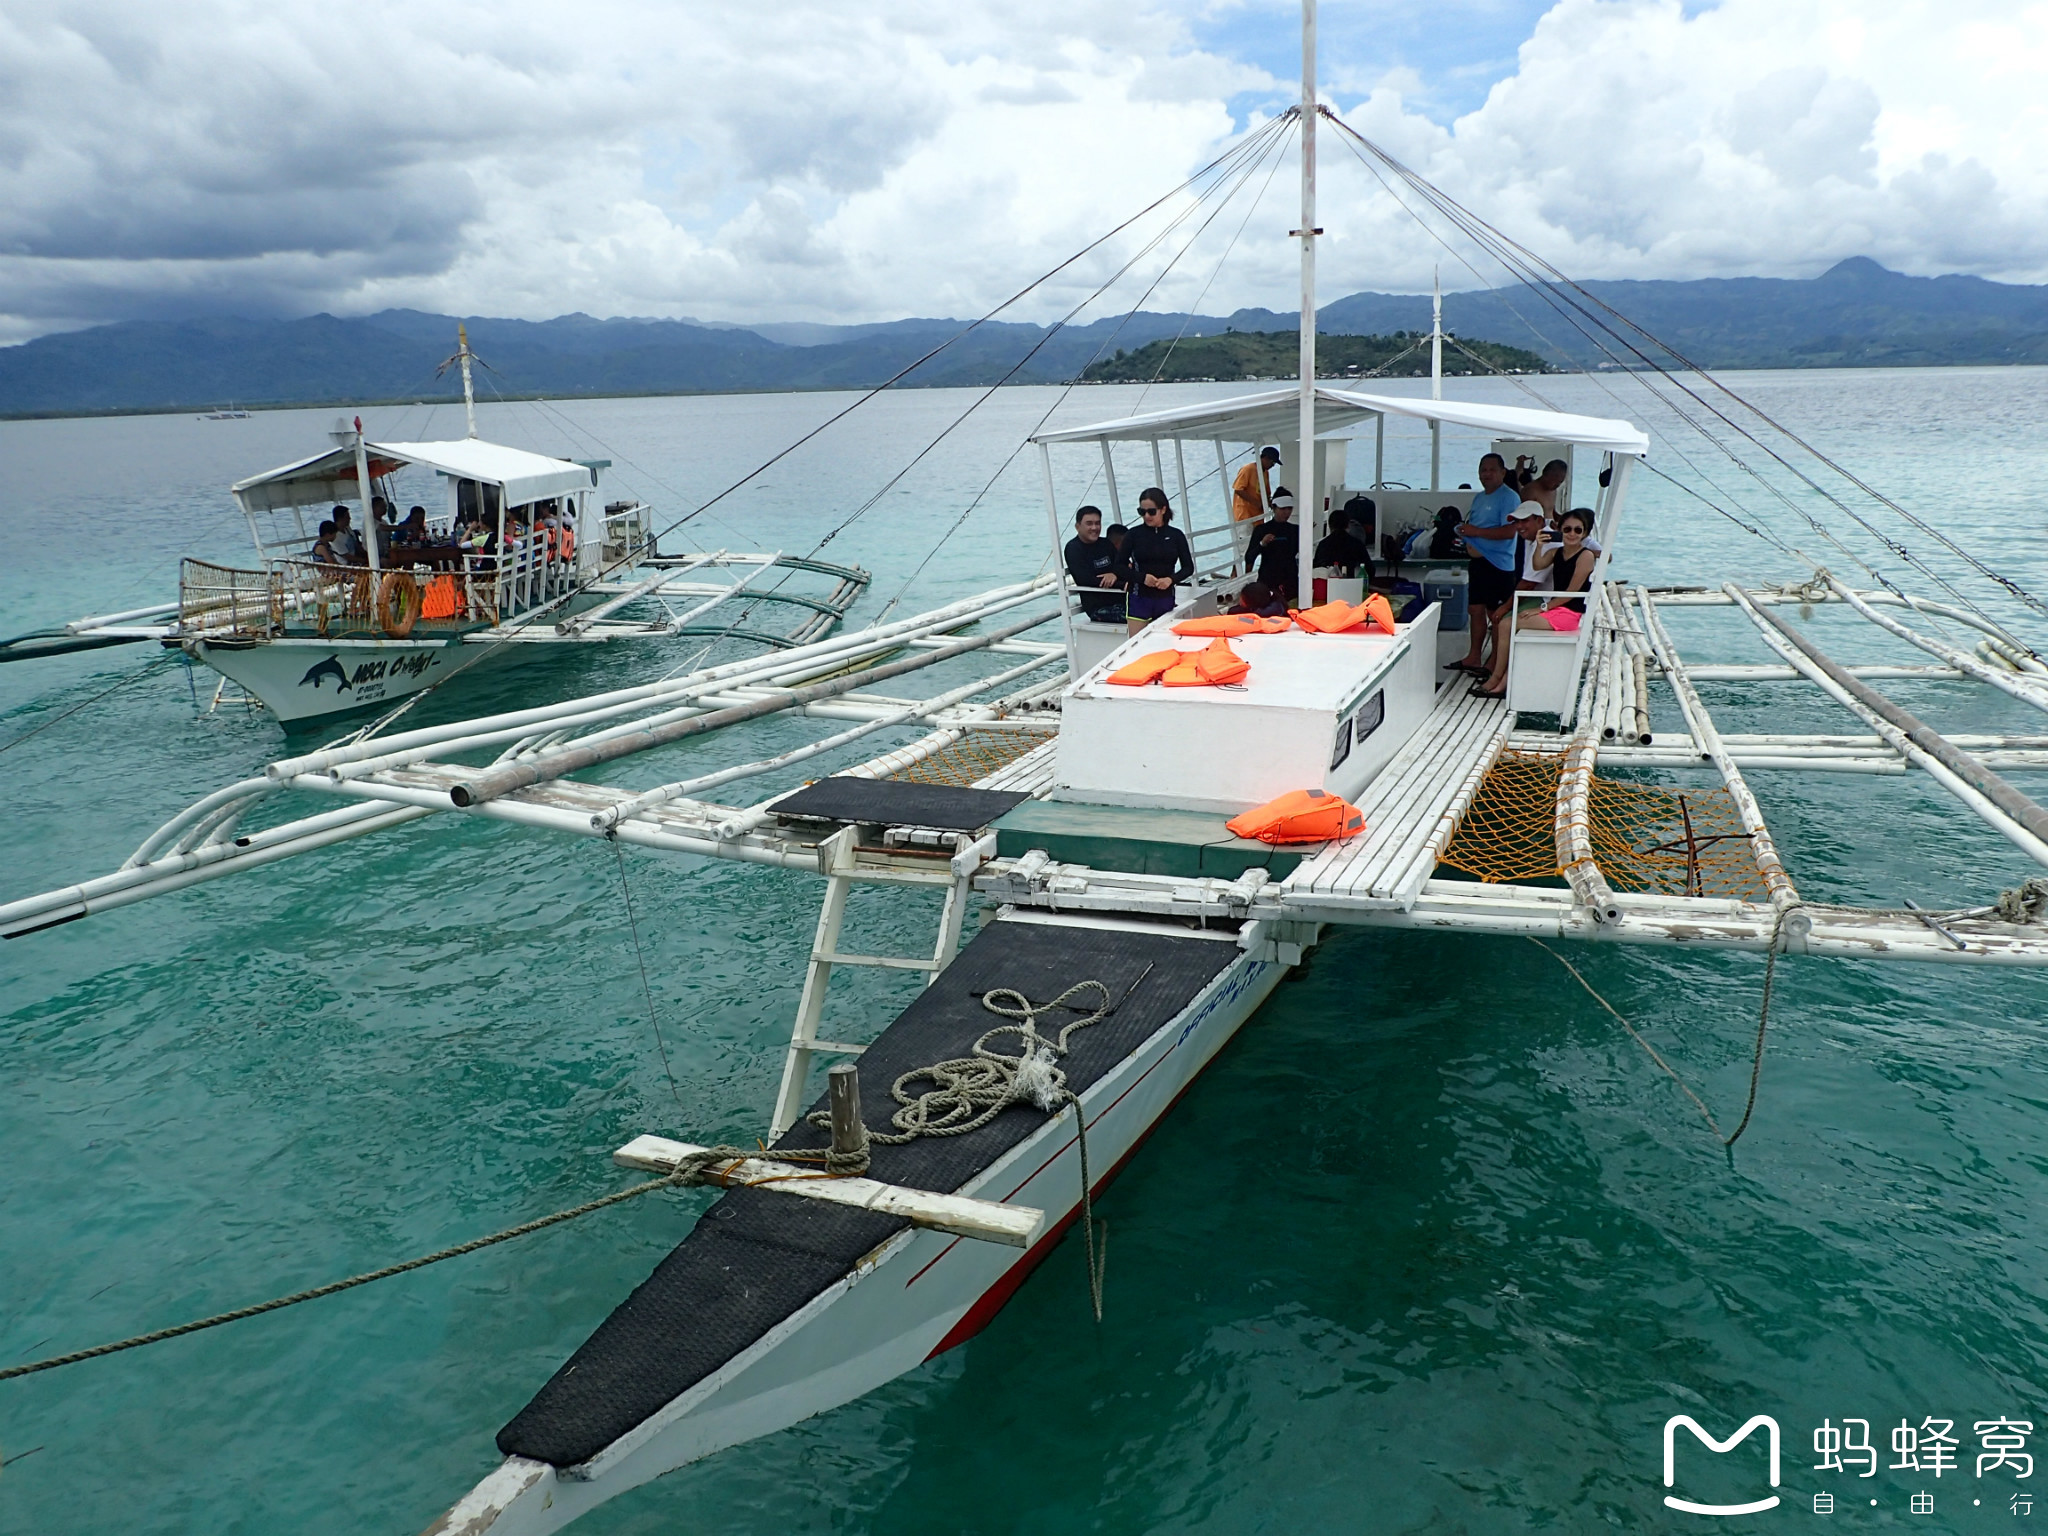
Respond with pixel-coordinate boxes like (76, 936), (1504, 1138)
(497, 918), (1242, 1467)
(769, 776), (1031, 832)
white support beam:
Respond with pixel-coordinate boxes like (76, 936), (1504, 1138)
(612, 1136), (1044, 1247)
(1726, 584), (2048, 867)
(1633, 587), (1804, 927)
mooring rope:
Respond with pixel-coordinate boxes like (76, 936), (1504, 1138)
(1995, 878), (2048, 925)
(608, 832), (687, 1113)
(0, 1150), (769, 1385)
(0, 654), (179, 758)
(1530, 938), (1722, 1137)
(1720, 907), (1789, 1147)
(1529, 917), (1788, 1148)
(807, 969), (1153, 1322)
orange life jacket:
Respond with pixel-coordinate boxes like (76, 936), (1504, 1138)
(1160, 638), (1249, 687)
(1107, 649), (1183, 686)
(1226, 787), (1365, 844)
(1170, 612), (1293, 638)
(1291, 593), (1398, 636)
(420, 573), (462, 621)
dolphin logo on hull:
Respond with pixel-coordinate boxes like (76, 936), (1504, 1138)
(299, 655), (352, 692)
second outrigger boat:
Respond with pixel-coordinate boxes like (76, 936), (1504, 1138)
(168, 423), (865, 721)
(1, 334), (869, 723)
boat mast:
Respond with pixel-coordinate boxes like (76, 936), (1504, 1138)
(459, 322), (478, 439)
(1429, 266), (1442, 491)
(1295, 0), (1319, 606)
(353, 414), (382, 576)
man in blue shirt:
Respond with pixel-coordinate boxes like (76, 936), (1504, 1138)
(1450, 453), (1524, 692)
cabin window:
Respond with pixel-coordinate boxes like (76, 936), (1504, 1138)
(1329, 716), (1352, 771)
(1348, 689), (1386, 749)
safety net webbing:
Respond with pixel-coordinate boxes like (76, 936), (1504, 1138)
(887, 730), (1045, 789)
(1437, 750), (1770, 900)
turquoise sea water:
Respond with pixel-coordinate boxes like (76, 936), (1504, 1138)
(5, 371), (2048, 1534)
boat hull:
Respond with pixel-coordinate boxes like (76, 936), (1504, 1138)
(430, 918), (1287, 1535)
(186, 634), (497, 722)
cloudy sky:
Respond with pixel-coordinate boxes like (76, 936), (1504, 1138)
(2, 0), (2045, 343)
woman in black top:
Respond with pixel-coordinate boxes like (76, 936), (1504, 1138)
(1528, 509), (1597, 619)
(1121, 487), (1194, 634)
(1472, 509), (1597, 698)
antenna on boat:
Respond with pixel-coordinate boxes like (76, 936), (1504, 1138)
(458, 322), (478, 439)
(1430, 265), (1442, 490)
(1295, 0), (1319, 607)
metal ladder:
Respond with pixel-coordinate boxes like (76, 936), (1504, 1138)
(768, 824), (993, 1137)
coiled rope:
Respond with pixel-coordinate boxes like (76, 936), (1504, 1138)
(807, 970), (1152, 1322)
(0, 1147), (767, 1385)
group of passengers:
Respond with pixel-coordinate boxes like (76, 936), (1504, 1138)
(307, 496), (576, 570)
(1064, 445), (1387, 635)
(1062, 446), (1595, 683)
(1450, 452), (1598, 699)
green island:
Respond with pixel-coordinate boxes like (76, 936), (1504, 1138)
(1081, 328), (1554, 383)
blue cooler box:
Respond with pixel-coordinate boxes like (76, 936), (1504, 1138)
(1422, 568), (1468, 630)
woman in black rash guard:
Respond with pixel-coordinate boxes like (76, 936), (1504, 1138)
(1121, 487), (1194, 634)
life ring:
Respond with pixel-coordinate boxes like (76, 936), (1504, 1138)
(377, 571), (421, 638)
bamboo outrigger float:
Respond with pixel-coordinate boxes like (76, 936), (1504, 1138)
(9, 5), (2048, 1532)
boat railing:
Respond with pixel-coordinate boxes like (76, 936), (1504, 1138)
(178, 514), (605, 644)
(178, 540), (592, 641)
(600, 500), (654, 564)
(276, 557), (492, 637)
(177, 559), (285, 638)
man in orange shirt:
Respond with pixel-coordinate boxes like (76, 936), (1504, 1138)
(1231, 446), (1280, 522)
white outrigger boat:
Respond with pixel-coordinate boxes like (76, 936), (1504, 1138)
(10, 7), (2048, 1533)
(2, 338), (868, 723)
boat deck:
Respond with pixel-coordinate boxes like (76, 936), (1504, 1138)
(1281, 685), (1515, 911)
(493, 916), (1241, 1469)
(973, 736), (1059, 794)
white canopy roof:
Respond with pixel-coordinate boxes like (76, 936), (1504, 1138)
(232, 438), (597, 512)
(1031, 385), (1649, 456)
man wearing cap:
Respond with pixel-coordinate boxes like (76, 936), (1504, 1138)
(1232, 446), (1280, 523)
(1251, 487), (1301, 602)
(1230, 446), (1279, 575)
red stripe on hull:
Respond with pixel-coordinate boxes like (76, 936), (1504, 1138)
(923, 1063), (1213, 1358)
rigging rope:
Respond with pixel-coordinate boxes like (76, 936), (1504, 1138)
(1324, 119), (1911, 602)
(1323, 109), (2043, 625)
(321, 114), (1297, 749)
(472, 107), (1288, 698)
(875, 115), (1301, 619)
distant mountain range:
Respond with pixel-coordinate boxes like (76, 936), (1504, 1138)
(6, 258), (2048, 418)
(1081, 330), (1553, 383)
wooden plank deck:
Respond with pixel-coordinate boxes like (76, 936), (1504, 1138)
(975, 737), (1059, 794)
(1281, 685), (1516, 911)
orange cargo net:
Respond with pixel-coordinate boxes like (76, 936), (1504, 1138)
(888, 730), (1045, 788)
(1437, 750), (1770, 900)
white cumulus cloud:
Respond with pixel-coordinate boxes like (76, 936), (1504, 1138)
(2, 0), (2047, 343)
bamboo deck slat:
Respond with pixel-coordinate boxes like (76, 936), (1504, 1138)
(1283, 685), (1516, 909)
